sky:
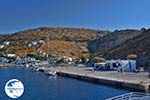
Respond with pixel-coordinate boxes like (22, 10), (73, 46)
(0, 0), (150, 33)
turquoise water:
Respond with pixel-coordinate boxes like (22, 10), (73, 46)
(0, 67), (129, 100)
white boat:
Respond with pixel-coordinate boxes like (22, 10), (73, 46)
(44, 70), (57, 76)
(49, 71), (57, 76)
(25, 64), (30, 68)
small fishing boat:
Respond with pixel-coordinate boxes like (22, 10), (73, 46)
(44, 70), (57, 76)
(25, 64), (30, 68)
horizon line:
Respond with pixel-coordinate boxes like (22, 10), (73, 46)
(0, 26), (149, 34)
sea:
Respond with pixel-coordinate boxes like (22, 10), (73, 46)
(0, 67), (130, 100)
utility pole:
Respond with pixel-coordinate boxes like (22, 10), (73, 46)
(47, 34), (50, 66)
(25, 41), (28, 65)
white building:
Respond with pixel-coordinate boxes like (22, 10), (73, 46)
(28, 43), (32, 47)
(3, 41), (10, 46)
(27, 41), (38, 47)
(36, 51), (46, 56)
(63, 56), (73, 64)
(32, 41), (38, 46)
(94, 60), (137, 72)
(94, 62), (107, 70)
(27, 57), (36, 62)
(7, 54), (16, 57)
(38, 40), (45, 44)
(16, 56), (25, 64)
(35, 60), (48, 66)
(0, 45), (4, 48)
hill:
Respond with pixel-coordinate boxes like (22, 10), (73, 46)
(0, 27), (150, 67)
(102, 30), (150, 67)
(0, 27), (106, 58)
(38, 40), (88, 58)
(88, 29), (142, 53)
(7, 27), (104, 42)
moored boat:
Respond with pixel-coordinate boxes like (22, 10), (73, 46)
(25, 64), (30, 68)
(44, 70), (57, 76)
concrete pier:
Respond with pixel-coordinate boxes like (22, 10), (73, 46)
(36, 67), (150, 92)
(0, 64), (15, 67)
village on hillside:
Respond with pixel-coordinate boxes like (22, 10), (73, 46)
(0, 27), (149, 74)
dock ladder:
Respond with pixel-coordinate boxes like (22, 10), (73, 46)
(106, 92), (150, 100)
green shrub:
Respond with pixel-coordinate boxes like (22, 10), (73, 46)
(91, 56), (105, 63)
(127, 54), (137, 60)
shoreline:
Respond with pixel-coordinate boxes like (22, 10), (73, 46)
(0, 64), (16, 67)
(57, 71), (148, 92)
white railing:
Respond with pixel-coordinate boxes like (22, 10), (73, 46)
(106, 92), (150, 100)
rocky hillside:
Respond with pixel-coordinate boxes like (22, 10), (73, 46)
(0, 34), (11, 42)
(0, 27), (149, 67)
(7, 27), (104, 42)
(88, 28), (150, 67)
(102, 30), (150, 66)
(88, 29), (142, 53)
(38, 40), (88, 58)
(0, 27), (106, 58)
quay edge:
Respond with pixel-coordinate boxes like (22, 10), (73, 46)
(57, 71), (150, 93)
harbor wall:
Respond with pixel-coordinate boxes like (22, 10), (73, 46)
(57, 71), (150, 92)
